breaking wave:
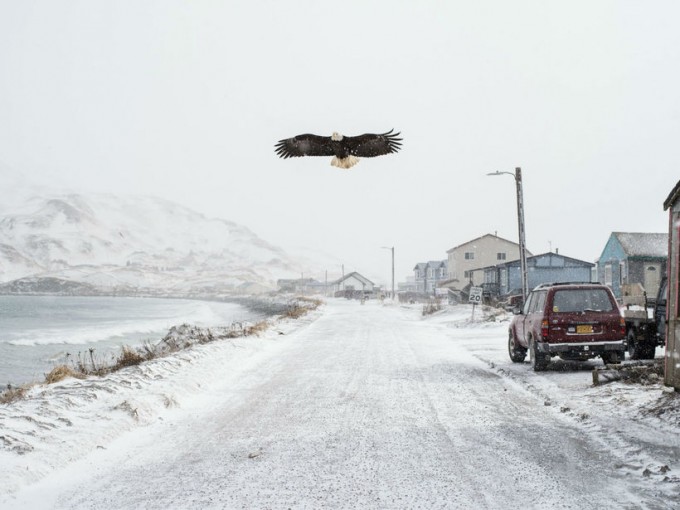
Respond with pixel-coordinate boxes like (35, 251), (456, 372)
(1, 297), (247, 347)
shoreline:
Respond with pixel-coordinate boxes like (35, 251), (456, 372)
(0, 295), (303, 388)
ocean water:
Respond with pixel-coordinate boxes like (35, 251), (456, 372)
(0, 296), (260, 386)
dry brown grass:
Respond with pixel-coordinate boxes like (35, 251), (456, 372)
(281, 297), (322, 319)
(244, 320), (269, 336)
(113, 346), (146, 369)
(0, 385), (29, 404)
(45, 365), (85, 384)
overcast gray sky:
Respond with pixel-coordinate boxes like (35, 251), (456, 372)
(1, 0), (678, 286)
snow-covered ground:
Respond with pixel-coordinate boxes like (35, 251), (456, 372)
(1, 299), (678, 509)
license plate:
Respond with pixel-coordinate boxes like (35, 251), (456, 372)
(576, 325), (593, 334)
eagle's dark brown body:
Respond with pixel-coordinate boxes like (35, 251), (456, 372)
(274, 129), (402, 169)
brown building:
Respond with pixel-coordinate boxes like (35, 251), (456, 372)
(663, 180), (680, 390)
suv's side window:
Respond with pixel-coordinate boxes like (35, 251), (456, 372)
(531, 291), (547, 314)
(521, 293), (532, 315)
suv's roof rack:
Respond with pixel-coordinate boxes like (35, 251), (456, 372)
(532, 281), (598, 290)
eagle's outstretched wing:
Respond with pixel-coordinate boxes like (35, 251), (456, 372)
(344, 129), (402, 158)
(274, 134), (335, 159)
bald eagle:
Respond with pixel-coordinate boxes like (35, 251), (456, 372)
(274, 129), (402, 169)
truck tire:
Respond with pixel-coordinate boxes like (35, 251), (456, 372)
(641, 345), (656, 360)
(508, 331), (527, 363)
(529, 338), (549, 372)
(628, 328), (656, 360)
(627, 329), (642, 360)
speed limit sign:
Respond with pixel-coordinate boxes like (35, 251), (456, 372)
(469, 286), (483, 304)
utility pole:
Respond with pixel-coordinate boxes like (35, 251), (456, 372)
(514, 167), (529, 302)
(381, 246), (395, 299)
(487, 167), (529, 302)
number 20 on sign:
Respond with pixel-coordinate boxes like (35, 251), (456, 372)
(469, 287), (483, 320)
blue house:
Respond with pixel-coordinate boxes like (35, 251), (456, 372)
(482, 251), (594, 297)
(597, 232), (668, 299)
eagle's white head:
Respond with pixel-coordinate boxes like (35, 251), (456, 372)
(331, 132), (343, 141)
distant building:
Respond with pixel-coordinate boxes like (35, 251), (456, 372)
(445, 234), (533, 291)
(398, 276), (419, 293)
(412, 260), (448, 293)
(481, 251), (595, 297)
(330, 272), (375, 296)
(596, 232), (668, 299)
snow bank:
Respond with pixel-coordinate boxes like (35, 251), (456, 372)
(0, 308), (321, 499)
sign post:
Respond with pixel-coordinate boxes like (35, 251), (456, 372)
(469, 286), (483, 321)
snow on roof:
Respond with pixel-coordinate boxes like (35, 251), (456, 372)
(613, 232), (668, 258)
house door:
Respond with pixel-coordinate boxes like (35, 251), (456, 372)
(644, 263), (661, 298)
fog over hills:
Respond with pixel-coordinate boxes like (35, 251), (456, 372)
(0, 192), (328, 295)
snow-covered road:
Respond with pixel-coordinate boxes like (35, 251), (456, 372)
(4, 299), (679, 509)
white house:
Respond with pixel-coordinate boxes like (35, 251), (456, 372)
(331, 272), (375, 295)
(446, 233), (532, 290)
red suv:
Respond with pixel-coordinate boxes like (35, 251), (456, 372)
(508, 282), (626, 371)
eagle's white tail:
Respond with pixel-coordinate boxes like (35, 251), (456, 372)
(331, 155), (360, 169)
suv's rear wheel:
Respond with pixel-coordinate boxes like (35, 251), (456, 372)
(508, 331), (527, 363)
(529, 338), (550, 372)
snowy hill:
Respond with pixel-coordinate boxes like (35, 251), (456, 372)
(0, 193), (315, 295)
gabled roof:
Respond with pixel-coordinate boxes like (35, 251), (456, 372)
(426, 260), (448, 268)
(664, 179), (680, 210)
(529, 252), (594, 268)
(478, 252), (594, 271)
(414, 260), (448, 271)
(446, 233), (521, 253)
(612, 232), (668, 258)
(333, 271), (374, 286)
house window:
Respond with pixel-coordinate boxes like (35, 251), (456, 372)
(465, 252), (475, 260)
(464, 270), (472, 279)
(604, 263), (612, 286)
(428, 268), (434, 278)
(619, 261), (627, 285)
(497, 252), (506, 261)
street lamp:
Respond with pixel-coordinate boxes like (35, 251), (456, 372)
(487, 167), (529, 302)
(381, 246), (395, 299)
